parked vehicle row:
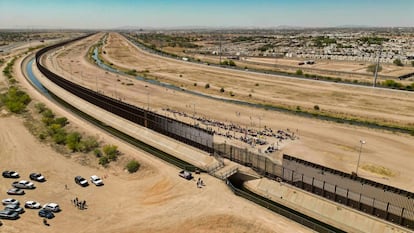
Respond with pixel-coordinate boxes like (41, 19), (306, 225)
(2, 170), (46, 182)
(1, 198), (60, 220)
(75, 175), (104, 187)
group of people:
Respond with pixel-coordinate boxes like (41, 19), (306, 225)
(163, 108), (298, 148)
(197, 177), (205, 188)
(72, 197), (87, 210)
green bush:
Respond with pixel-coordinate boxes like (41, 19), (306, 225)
(103, 144), (118, 161)
(93, 148), (102, 157)
(42, 109), (55, 119)
(393, 58), (403, 66)
(35, 103), (47, 113)
(296, 69), (303, 75)
(52, 129), (67, 144)
(220, 87), (225, 93)
(66, 132), (81, 152)
(314, 105), (320, 111)
(126, 160), (140, 173)
(53, 117), (68, 127)
(1, 86), (31, 113)
(80, 136), (99, 152)
(99, 156), (109, 167)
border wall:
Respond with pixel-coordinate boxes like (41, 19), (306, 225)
(35, 35), (214, 153)
(214, 142), (414, 230)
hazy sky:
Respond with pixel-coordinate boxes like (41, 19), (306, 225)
(0, 0), (413, 29)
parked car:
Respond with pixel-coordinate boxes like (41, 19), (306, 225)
(6, 188), (25, 195)
(179, 170), (193, 180)
(2, 198), (19, 206)
(4, 204), (25, 214)
(43, 203), (60, 212)
(25, 201), (41, 209)
(2, 171), (19, 178)
(0, 209), (19, 220)
(90, 175), (103, 186)
(38, 209), (54, 219)
(74, 176), (88, 187)
(12, 180), (35, 189)
(29, 173), (46, 182)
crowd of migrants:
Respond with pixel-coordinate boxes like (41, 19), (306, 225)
(164, 108), (298, 152)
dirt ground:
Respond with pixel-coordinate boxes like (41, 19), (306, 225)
(0, 53), (313, 232)
(48, 33), (414, 193)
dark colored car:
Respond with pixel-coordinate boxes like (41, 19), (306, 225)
(2, 171), (19, 178)
(29, 173), (46, 182)
(6, 188), (25, 195)
(0, 210), (19, 220)
(4, 204), (25, 214)
(74, 176), (88, 187)
(38, 209), (54, 219)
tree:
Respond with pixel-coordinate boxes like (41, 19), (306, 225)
(126, 160), (140, 173)
(314, 105), (320, 111)
(367, 64), (382, 74)
(220, 87), (225, 93)
(393, 59), (403, 66)
(296, 69), (303, 75)
(204, 83), (210, 89)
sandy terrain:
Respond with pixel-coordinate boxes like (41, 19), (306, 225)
(47, 33), (414, 193)
(0, 52), (313, 233)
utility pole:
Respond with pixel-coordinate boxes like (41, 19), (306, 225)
(356, 140), (366, 176)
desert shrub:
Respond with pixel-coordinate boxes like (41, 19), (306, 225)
(220, 87), (225, 93)
(80, 136), (99, 152)
(53, 117), (68, 127)
(35, 103), (47, 113)
(103, 144), (118, 161)
(296, 69), (303, 75)
(52, 129), (67, 144)
(204, 83), (210, 89)
(314, 105), (320, 111)
(66, 132), (82, 152)
(126, 160), (140, 173)
(93, 148), (102, 157)
(393, 58), (403, 66)
(99, 156), (109, 167)
(1, 86), (31, 113)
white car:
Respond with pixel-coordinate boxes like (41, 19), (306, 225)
(25, 201), (41, 209)
(90, 175), (103, 186)
(2, 198), (19, 206)
(43, 203), (60, 212)
(12, 180), (35, 189)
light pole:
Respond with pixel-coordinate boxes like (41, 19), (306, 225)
(356, 140), (366, 176)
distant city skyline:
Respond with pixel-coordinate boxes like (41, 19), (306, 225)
(0, 0), (413, 29)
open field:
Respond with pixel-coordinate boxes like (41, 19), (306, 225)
(48, 33), (414, 194)
(0, 51), (313, 233)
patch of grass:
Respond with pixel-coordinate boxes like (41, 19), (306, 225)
(362, 164), (395, 177)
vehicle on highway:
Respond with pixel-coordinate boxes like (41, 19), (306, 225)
(6, 188), (25, 195)
(0, 209), (19, 220)
(12, 180), (35, 189)
(2, 198), (19, 206)
(90, 175), (103, 186)
(2, 171), (19, 178)
(38, 209), (54, 219)
(4, 204), (25, 214)
(179, 170), (193, 180)
(74, 176), (88, 187)
(29, 173), (46, 182)
(25, 201), (41, 209)
(43, 203), (60, 212)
